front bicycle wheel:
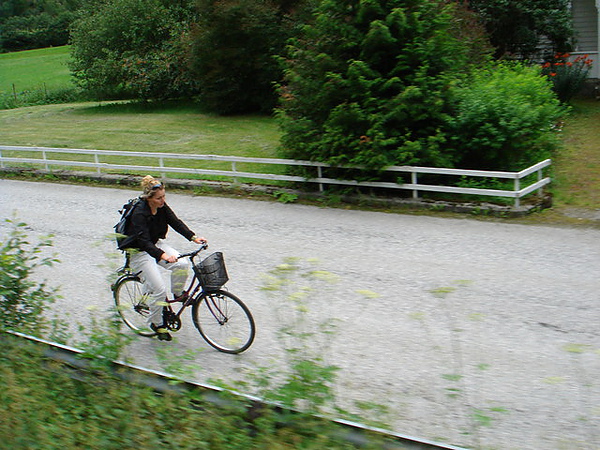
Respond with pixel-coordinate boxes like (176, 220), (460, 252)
(192, 290), (255, 354)
(113, 275), (155, 337)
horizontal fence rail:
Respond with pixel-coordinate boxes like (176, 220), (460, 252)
(0, 145), (551, 207)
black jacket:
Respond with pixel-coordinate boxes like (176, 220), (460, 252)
(125, 199), (195, 261)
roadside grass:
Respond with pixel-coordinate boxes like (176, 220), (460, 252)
(0, 221), (391, 449)
(1, 337), (369, 449)
(552, 99), (600, 209)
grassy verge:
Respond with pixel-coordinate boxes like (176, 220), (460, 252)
(552, 99), (600, 209)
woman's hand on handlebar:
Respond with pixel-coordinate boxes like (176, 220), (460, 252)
(192, 236), (208, 245)
(161, 253), (178, 264)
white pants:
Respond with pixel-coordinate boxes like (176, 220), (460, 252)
(129, 241), (189, 326)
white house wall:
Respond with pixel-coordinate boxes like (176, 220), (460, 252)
(572, 0), (600, 78)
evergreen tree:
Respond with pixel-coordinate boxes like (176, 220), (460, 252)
(277, 0), (486, 169)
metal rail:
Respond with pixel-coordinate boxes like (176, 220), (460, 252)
(4, 330), (469, 450)
(0, 145), (551, 207)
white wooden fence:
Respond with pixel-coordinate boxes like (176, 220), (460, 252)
(0, 145), (551, 207)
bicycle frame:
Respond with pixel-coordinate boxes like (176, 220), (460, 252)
(160, 245), (226, 324)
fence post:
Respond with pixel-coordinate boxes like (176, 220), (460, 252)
(232, 161), (239, 185)
(411, 171), (418, 199)
(318, 166), (324, 192)
(94, 153), (101, 174)
(42, 149), (49, 171)
(514, 178), (520, 208)
(537, 167), (544, 201)
(159, 157), (165, 179)
(0, 148), (3, 168)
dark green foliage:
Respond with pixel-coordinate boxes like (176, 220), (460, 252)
(446, 63), (566, 171)
(69, 0), (198, 100)
(0, 0), (81, 51)
(468, 0), (574, 59)
(190, 0), (302, 115)
(277, 0), (488, 169)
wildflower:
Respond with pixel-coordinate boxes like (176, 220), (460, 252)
(540, 52), (593, 102)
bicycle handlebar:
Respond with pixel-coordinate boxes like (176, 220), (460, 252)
(177, 243), (209, 260)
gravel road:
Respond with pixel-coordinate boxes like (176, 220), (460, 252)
(1, 179), (599, 450)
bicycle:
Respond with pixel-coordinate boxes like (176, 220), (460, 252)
(112, 244), (255, 354)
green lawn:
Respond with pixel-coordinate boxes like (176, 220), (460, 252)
(0, 46), (73, 95)
(0, 102), (281, 158)
(553, 100), (600, 209)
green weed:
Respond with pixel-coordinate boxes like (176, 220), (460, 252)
(273, 190), (298, 204)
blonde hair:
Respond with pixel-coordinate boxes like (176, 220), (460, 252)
(140, 175), (164, 199)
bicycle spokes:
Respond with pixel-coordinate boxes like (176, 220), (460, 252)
(192, 290), (255, 354)
(205, 294), (229, 325)
(114, 275), (154, 337)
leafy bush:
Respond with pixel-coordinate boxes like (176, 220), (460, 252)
(541, 53), (594, 103)
(277, 0), (488, 170)
(445, 63), (567, 171)
(0, 217), (59, 334)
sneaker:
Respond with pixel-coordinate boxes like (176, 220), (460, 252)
(150, 323), (172, 341)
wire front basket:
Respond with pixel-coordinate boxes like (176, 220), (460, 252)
(193, 252), (229, 292)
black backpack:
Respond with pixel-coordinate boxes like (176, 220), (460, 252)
(114, 197), (141, 250)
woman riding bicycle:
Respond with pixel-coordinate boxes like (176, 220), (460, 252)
(124, 175), (206, 341)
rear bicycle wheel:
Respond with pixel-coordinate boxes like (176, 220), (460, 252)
(113, 275), (155, 337)
(192, 290), (255, 354)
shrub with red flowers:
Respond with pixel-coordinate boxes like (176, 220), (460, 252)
(541, 53), (594, 103)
